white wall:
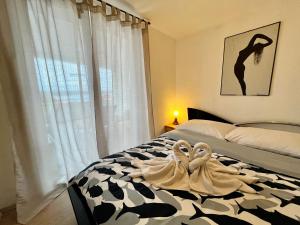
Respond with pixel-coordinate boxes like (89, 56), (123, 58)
(176, 0), (300, 124)
(0, 86), (16, 209)
(149, 27), (176, 136)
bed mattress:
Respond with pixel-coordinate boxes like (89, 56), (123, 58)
(70, 134), (300, 225)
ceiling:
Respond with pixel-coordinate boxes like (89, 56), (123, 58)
(123, 0), (285, 40)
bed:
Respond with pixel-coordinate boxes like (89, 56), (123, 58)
(68, 108), (300, 225)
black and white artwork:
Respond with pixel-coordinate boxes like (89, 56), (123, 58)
(221, 22), (280, 96)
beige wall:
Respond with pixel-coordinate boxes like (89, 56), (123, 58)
(176, 0), (300, 124)
(149, 27), (176, 136)
(0, 86), (16, 209)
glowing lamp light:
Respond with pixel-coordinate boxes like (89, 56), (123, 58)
(172, 110), (179, 125)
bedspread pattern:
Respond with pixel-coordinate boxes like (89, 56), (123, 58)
(73, 136), (300, 225)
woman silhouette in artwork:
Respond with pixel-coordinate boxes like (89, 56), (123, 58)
(234, 33), (273, 95)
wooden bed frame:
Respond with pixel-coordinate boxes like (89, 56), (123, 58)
(68, 184), (96, 225)
(187, 107), (232, 123)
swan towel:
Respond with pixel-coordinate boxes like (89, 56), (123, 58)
(129, 140), (259, 195)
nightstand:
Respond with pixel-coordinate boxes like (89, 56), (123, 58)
(164, 124), (177, 132)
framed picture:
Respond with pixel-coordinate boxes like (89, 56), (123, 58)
(220, 22), (280, 96)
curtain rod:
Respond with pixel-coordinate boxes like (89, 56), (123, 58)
(96, 0), (151, 25)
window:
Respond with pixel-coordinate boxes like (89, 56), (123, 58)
(34, 57), (90, 102)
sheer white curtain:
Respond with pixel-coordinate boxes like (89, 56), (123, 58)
(2, 0), (151, 223)
(5, 0), (99, 223)
(91, 12), (150, 154)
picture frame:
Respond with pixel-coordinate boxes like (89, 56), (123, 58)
(220, 22), (281, 96)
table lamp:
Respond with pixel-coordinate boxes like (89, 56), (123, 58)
(173, 110), (179, 125)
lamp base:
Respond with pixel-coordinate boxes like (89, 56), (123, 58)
(172, 118), (179, 125)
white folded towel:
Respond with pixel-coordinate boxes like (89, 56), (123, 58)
(130, 140), (259, 195)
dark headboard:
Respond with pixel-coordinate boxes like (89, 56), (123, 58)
(187, 108), (232, 124)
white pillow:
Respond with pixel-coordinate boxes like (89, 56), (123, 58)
(176, 120), (236, 140)
(225, 127), (300, 158)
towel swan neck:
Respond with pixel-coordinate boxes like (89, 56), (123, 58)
(190, 142), (212, 159)
(188, 142), (212, 173)
(172, 140), (191, 169)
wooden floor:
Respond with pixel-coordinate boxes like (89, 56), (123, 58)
(0, 191), (77, 225)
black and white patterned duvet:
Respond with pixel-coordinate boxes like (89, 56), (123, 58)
(73, 136), (300, 225)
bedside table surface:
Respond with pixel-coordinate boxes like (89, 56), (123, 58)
(165, 124), (177, 129)
(164, 124), (178, 132)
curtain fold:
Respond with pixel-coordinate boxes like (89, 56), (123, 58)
(91, 12), (150, 154)
(142, 27), (155, 138)
(1, 0), (151, 223)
